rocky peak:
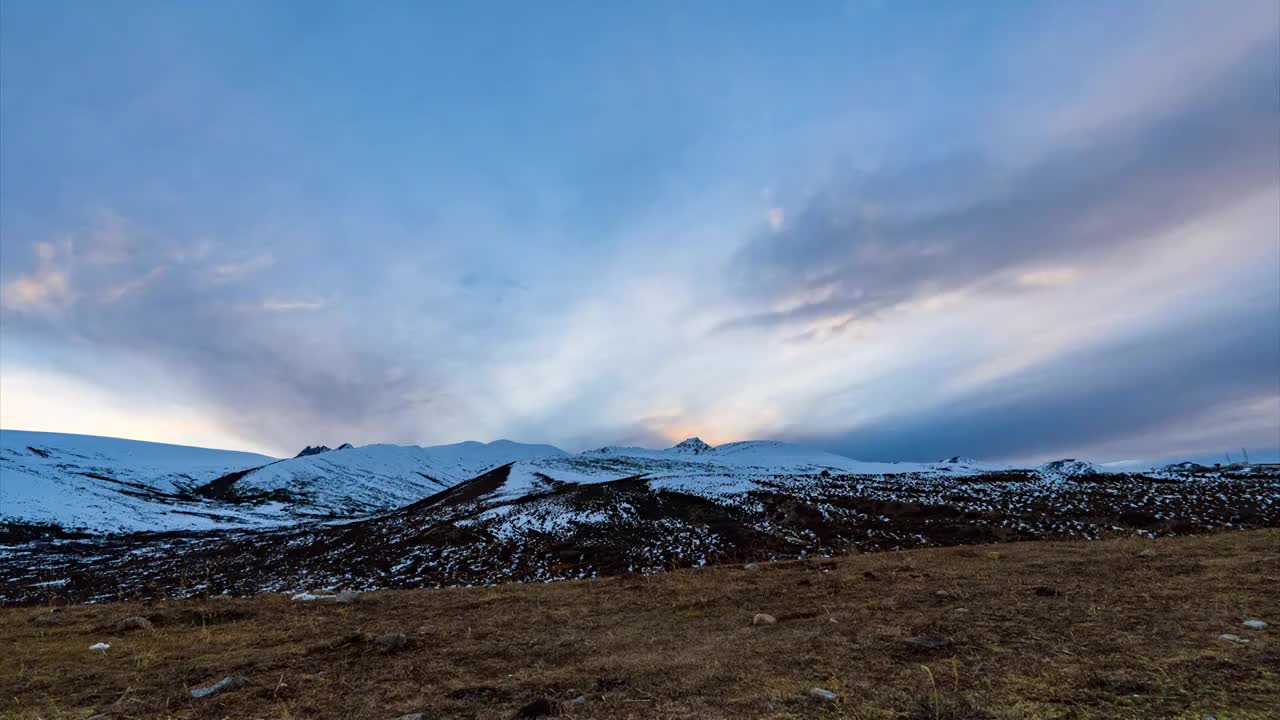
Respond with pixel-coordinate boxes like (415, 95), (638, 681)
(670, 437), (714, 454)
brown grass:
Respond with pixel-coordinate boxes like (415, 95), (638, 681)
(3, 530), (1277, 719)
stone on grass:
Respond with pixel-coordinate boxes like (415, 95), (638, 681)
(752, 613), (777, 626)
(115, 616), (153, 631)
(1217, 633), (1250, 644)
(31, 613), (60, 626)
(1242, 619), (1267, 630)
(373, 633), (408, 654)
(89, 642), (110, 651)
(743, 563), (760, 571)
(191, 675), (249, 699)
(392, 714), (424, 720)
(570, 695), (587, 706)
(335, 589), (362, 604)
(808, 687), (836, 702)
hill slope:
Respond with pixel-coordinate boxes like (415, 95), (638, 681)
(0, 430), (283, 535)
(197, 440), (568, 515)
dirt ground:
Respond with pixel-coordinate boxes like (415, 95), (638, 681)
(4, 530), (1277, 719)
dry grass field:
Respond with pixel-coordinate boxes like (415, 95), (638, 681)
(4, 530), (1277, 720)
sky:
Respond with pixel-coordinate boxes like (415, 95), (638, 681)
(1, 0), (1277, 463)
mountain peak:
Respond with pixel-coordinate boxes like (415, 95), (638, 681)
(294, 445), (332, 458)
(670, 437), (714, 454)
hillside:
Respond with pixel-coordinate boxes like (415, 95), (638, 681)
(5, 451), (1275, 604)
(0, 431), (568, 535)
(0, 430), (282, 535)
(4, 531), (1276, 719)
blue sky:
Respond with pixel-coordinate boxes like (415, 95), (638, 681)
(2, 1), (1277, 462)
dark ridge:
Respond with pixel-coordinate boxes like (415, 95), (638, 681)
(398, 463), (515, 514)
(294, 445), (332, 458)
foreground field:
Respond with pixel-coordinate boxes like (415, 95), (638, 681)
(4, 531), (1277, 720)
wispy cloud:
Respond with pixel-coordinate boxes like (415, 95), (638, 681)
(1, 242), (74, 314)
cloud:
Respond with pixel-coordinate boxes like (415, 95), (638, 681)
(722, 38), (1279, 335)
(208, 254), (276, 284)
(1, 242), (74, 314)
(788, 295), (1280, 462)
(260, 297), (329, 313)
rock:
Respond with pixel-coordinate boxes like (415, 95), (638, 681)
(515, 697), (559, 717)
(31, 613), (60, 626)
(291, 592), (336, 602)
(934, 590), (952, 599)
(89, 642), (110, 651)
(743, 563), (760, 571)
(752, 613), (777, 626)
(191, 675), (249, 699)
(373, 633), (408, 654)
(335, 589), (362, 605)
(115, 616), (153, 631)
(904, 634), (951, 653)
(570, 695), (587, 706)
(392, 715), (424, 720)
(808, 687), (836, 702)
(1242, 619), (1267, 630)
(1217, 633), (1250, 644)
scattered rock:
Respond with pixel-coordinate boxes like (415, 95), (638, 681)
(373, 633), (408, 654)
(1217, 633), (1250, 644)
(31, 613), (61, 626)
(752, 613), (777, 626)
(808, 687), (836, 702)
(569, 695), (587, 706)
(1034, 586), (1059, 597)
(515, 697), (559, 717)
(335, 589), (362, 605)
(115, 616), (153, 632)
(191, 675), (249, 699)
(743, 563), (760, 571)
(89, 642), (110, 651)
(934, 590), (952, 599)
(904, 634), (951, 653)
(1242, 619), (1267, 630)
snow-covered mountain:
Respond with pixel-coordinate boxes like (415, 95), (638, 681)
(0, 429), (1181, 542)
(8, 442), (1275, 603)
(200, 439), (569, 514)
(0, 430), (570, 535)
(0, 430), (283, 535)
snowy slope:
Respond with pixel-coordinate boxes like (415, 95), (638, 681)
(0, 430), (284, 534)
(206, 439), (569, 514)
